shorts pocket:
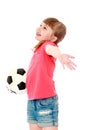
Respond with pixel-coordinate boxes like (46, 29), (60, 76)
(38, 96), (58, 107)
(40, 99), (52, 106)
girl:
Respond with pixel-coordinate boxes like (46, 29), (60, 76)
(26, 17), (76, 130)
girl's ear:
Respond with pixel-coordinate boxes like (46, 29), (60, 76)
(52, 36), (57, 42)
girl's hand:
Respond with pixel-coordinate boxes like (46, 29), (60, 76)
(58, 54), (77, 70)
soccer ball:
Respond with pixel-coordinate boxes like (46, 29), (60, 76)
(6, 68), (26, 94)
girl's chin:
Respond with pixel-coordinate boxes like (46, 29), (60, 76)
(35, 37), (41, 41)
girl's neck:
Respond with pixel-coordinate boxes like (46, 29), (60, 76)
(33, 40), (46, 51)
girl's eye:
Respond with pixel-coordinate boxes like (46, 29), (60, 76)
(43, 26), (47, 30)
(40, 24), (47, 30)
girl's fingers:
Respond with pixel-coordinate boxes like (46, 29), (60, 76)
(63, 54), (75, 59)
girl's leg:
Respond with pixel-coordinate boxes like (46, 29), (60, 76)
(29, 124), (58, 130)
(44, 126), (58, 130)
(29, 124), (43, 130)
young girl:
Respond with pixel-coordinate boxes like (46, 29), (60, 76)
(26, 17), (76, 130)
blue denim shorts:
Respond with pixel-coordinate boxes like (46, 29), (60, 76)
(27, 95), (59, 127)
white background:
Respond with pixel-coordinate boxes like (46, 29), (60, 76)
(0, 0), (87, 130)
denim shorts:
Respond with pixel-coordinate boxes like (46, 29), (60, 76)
(27, 95), (59, 127)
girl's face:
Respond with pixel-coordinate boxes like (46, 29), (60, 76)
(35, 22), (56, 42)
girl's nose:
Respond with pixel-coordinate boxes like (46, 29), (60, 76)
(36, 27), (41, 32)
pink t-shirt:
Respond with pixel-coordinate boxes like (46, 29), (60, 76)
(26, 41), (57, 100)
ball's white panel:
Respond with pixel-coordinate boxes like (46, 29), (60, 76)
(6, 68), (26, 94)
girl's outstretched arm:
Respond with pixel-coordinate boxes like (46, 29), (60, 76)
(45, 44), (77, 70)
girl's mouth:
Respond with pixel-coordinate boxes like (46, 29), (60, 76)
(36, 33), (41, 36)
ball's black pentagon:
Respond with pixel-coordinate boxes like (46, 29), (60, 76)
(17, 68), (26, 75)
(17, 82), (26, 90)
(7, 76), (13, 84)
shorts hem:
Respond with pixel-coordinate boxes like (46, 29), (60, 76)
(27, 120), (37, 124)
(27, 120), (58, 127)
(38, 123), (58, 127)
